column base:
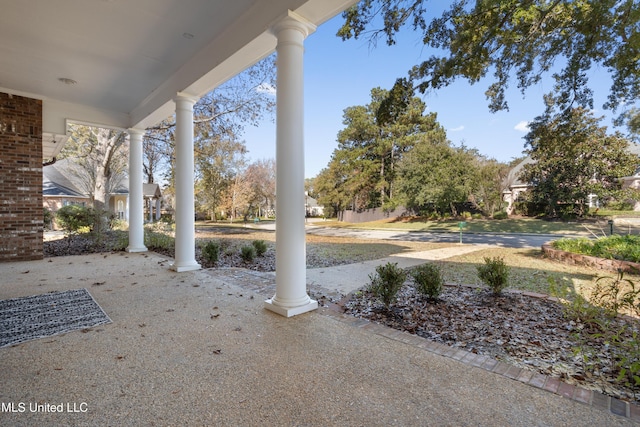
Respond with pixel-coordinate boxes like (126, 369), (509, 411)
(126, 245), (148, 253)
(264, 297), (318, 317)
(170, 261), (201, 272)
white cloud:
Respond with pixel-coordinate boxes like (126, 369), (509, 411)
(514, 121), (530, 132)
(256, 83), (276, 95)
(449, 125), (464, 132)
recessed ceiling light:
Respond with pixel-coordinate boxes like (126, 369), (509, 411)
(58, 77), (77, 85)
(183, 32), (194, 39)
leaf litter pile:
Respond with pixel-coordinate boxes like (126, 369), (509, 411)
(345, 282), (640, 405)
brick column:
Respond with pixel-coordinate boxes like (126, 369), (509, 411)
(0, 93), (43, 261)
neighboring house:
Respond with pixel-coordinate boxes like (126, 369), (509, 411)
(503, 144), (640, 213)
(620, 165), (640, 210)
(502, 157), (535, 214)
(43, 158), (162, 223)
(304, 193), (324, 217)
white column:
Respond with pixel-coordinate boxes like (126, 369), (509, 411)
(126, 129), (147, 253)
(265, 12), (317, 317)
(172, 93), (201, 272)
(156, 199), (161, 221)
(149, 199), (154, 222)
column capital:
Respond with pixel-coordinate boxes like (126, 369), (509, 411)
(271, 10), (316, 40)
(127, 128), (145, 137)
(175, 92), (199, 105)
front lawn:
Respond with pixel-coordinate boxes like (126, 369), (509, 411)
(314, 217), (602, 235)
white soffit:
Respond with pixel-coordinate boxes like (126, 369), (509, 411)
(0, 0), (358, 134)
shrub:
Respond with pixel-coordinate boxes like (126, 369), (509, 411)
(144, 230), (174, 251)
(43, 208), (53, 230)
(592, 271), (640, 318)
(252, 240), (268, 257)
(411, 263), (444, 300)
(492, 211), (508, 220)
(240, 245), (255, 262)
(476, 256), (510, 294)
(202, 241), (220, 264)
(606, 200), (634, 211)
(110, 218), (128, 231)
(368, 262), (407, 308)
(56, 205), (94, 236)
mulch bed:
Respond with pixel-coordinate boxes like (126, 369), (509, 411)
(344, 283), (640, 404)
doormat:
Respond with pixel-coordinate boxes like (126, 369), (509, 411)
(0, 289), (111, 348)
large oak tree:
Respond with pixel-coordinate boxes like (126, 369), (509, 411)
(521, 105), (639, 217)
(339, 1), (639, 122)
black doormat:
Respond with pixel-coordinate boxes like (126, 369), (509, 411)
(0, 289), (111, 348)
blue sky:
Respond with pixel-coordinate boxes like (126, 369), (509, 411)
(242, 10), (620, 179)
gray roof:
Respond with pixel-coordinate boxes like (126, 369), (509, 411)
(143, 183), (162, 198)
(504, 156), (535, 190)
(43, 158), (129, 197)
(505, 143), (640, 190)
(43, 158), (87, 197)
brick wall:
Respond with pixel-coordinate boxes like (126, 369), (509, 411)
(0, 93), (43, 261)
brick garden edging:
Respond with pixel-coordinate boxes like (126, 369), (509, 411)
(542, 242), (640, 275)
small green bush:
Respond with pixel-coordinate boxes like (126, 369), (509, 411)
(592, 271), (640, 318)
(43, 208), (53, 229)
(202, 241), (220, 264)
(110, 218), (128, 231)
(476, 256), (510, 294)
(492, 211), (508, 220)
(56, 205), (94, 235)
(252, 240), (268, 257)
(369, 262), (407, 308)
(145, 230), (174, 250)
(240, 245), (255, 262)
(411, 263), (444, 300)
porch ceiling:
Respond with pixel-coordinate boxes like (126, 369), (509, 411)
(0, 0), (357, 153)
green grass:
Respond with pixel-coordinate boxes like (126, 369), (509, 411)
(439, 247), (608, 295)
(313, 218), (596, 235)
(314, 216), (640, 236)
(590, 209), (640, 218)
(195, 219), (276, 229)
(309, 242), (410, 263)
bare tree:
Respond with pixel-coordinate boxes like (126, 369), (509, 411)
(244, 158), (276, 218)
(143, 54), (276, 193)
(61, 125), (128, 212)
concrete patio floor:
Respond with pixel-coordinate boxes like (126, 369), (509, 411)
(0, 251), (637, 426)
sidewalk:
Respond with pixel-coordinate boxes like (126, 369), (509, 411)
(0, 252), (637, 426)
(306, 245), (489, 295)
